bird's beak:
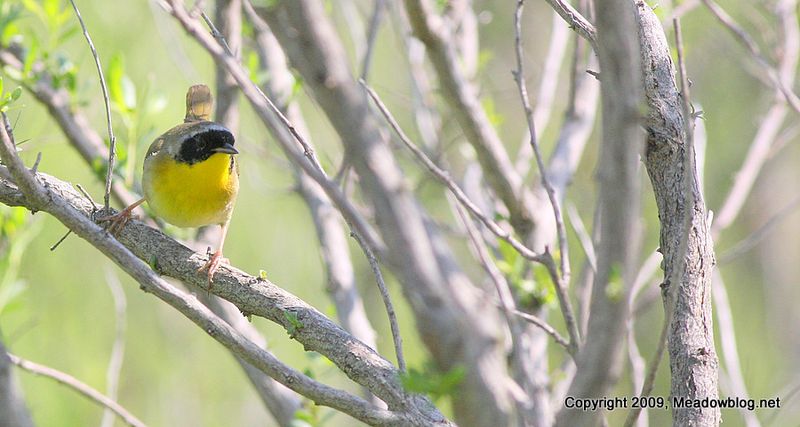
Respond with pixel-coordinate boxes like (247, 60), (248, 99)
(212, 143), (239, 155)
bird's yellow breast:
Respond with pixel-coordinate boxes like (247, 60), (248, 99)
(143, 152), (239, 227)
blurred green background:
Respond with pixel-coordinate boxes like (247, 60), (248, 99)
(0, 0), (797, 426)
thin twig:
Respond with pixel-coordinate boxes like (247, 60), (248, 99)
(542, 0), (598, 51)
(30, 152), (42, 174)
(76, 183), (100, 211)
(8, 353), (146, 427)
(201, 10), (233, 54)
(68, 0), (116, 211)
(566, 202), (596, 273)
(361, 80), (540, 260)
(512, 0), (579, 348)
(453, 194), (571, 365)
(700, 0), (800, 114)
(710, 0), (799, 233)
(515, 10), (570, 175)
(513, 0), (571, 284)
(49, 230), (72, 251)
(101, 270), (127, 427)
(351, 231), (405, 372)
(454, 196), (516, 333)
(510, 308), (570, 351)
(360, 0), (387, 81)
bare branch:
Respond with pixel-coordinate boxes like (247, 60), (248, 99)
(711, 0), (800, 233)
(352, 230), (406, 373)
(512, 0), (575, 334)
(403, 0), (532, 236)
(700, 0), (800, 114)
(8, 353), (145, 427)
(68, 0), (117, 211)
(566, 203), (596, 273)
(634, 4), (719, 425)
(542, 0), (598, 51)
(516, 11), (570, 175)
(361, 81), (540, 262)
(510, 309), (570, 351)
(361, 0), (387, 81)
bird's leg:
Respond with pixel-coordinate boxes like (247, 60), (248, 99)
(97, 198), (145, 235)
(198, 221), (231, 288)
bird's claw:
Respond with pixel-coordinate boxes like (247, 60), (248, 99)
(198, 250), (228, 290)
(97, 209), (138, 235)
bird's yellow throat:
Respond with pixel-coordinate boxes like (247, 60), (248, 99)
(143, 151), (238, 228)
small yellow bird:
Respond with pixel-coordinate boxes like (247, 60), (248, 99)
(101, 84), (239, 283)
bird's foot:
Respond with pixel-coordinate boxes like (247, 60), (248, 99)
(96, 207), (138, 235)
(198, 249), (228, 290)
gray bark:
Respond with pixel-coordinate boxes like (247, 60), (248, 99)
(637, 3), (720, 426)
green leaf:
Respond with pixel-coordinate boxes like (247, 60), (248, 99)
(283, 310), (304, 337)
(42, 0), (59, 21)
(10, 86), (21, 101)
(291, 409), (315, 427)
(497, 239), (519, 269)
(400, 363), (466, 402)
(22, 39), (38, 78)
(107, 54), (126, 110)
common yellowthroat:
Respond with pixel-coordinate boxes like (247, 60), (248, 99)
(101, 84), (239, 283)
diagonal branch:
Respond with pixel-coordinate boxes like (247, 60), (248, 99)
(8, 352), (146, 427)
(403, 0), (533, 236)
(0, 131), (447, 424)
(543, 0), (598, 51)
(700, 0), (800, 115)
